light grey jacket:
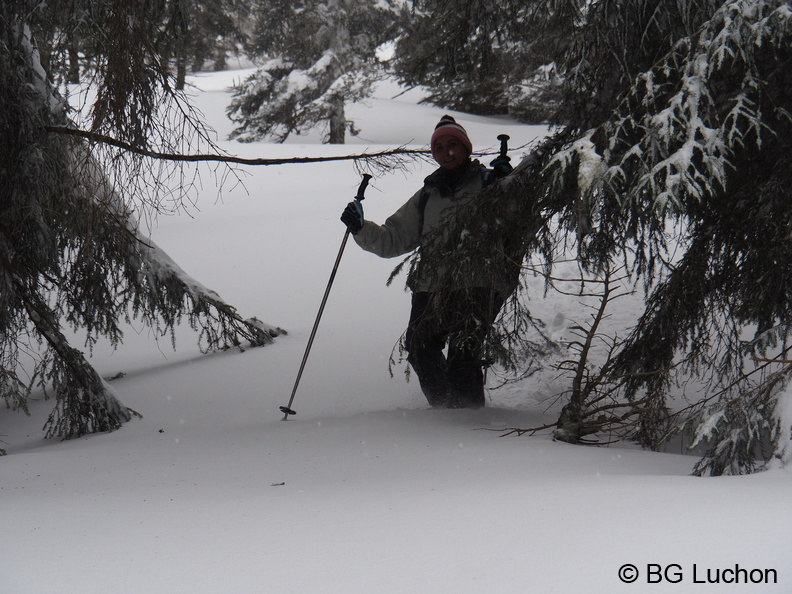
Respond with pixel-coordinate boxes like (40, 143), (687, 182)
(354, 160), (498, 292)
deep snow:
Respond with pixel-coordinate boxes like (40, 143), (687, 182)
(1, 69), (790, 594)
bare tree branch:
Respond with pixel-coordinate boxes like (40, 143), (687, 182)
(46, 125), (431, 166)
(45, 125), (532, 169)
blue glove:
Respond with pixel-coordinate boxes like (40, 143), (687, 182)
(490, 155), (513, 179)
(341, 199), (364, 234)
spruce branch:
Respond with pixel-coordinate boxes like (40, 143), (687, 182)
(46, 125), (431, 167)
(687, 362), (792, 476)
(0, 17), (286, 447)
(45, 125), (533, 174)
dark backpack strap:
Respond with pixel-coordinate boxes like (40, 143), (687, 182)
(418, 187), (430, 224)
(481, 166), (497, 187)
(418, 188), (430, 211)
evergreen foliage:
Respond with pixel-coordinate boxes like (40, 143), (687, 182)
(391, 0), (581, 121)
(177, 0), (250, 73)
(227, 0), (396, 144)
(571, 0), (792, 465)
(27, 0), (249, 89)
(414, 0), (792, 473)
(1, 1), (281, 448)
(6, 0), (791, 475)
(684, 362), (792, 476)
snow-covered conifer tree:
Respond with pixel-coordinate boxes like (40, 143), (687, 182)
(413, 0), (792, 473)
(391, 0), (581, 122)
(176, 0), (251, 73)
(227, 0), (396, 144)
(0, 1), (282, 447)
(561, 0), (792, 472)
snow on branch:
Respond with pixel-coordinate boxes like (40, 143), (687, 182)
(548, 0), (792, 215)
(70, 139), (285, 353)
(687, 362), (792, 475)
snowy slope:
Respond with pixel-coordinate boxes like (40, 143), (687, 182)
(1, 70), (790, 594)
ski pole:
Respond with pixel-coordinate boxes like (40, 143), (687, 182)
(280, 173), (373, 420)
(484, 134), (510, 390)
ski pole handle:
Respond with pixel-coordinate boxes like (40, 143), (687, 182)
(355, 173), (373, 201)
(497, 134), (510, 158)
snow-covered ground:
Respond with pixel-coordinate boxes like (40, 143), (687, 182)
(2, 70), (790, 594)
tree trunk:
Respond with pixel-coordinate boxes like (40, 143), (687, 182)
(67, 41), (80, 84)
(328, 96), (345, 144)
(176, 57), (187, 91)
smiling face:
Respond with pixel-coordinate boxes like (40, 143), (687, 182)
(432, 134), (469, 170)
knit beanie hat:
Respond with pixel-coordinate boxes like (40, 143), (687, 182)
(430, 115), (473, 159)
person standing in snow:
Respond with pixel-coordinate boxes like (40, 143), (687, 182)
(340, 115), (513, 409)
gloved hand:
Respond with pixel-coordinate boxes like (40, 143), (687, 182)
(490, 155), (513, 179)
(341, 199), (364, 235)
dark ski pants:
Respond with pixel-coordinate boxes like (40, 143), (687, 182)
(405, 288), (503, 409)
